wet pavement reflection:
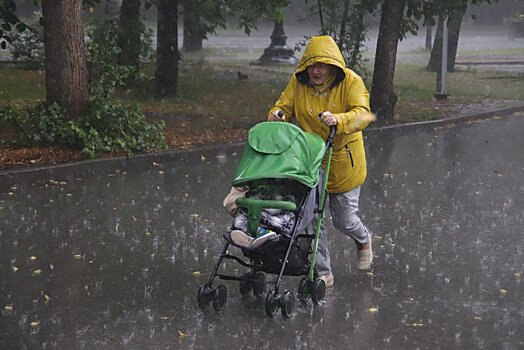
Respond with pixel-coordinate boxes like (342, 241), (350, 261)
(1, 115), (523, 349)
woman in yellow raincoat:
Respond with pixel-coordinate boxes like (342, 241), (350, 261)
(268, 35), (375, 287)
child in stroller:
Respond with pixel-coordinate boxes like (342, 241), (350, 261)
(223, 185), (297, 249)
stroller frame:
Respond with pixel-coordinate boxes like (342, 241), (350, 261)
(197, 124), (336, 318)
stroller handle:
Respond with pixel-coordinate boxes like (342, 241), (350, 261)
(327, 125), (336, 144)
(318, 113), (336, 146)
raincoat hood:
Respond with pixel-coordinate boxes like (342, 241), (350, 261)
(295, 36), (346, 86)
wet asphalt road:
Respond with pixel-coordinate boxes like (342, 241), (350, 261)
(1, 113), (523, 349)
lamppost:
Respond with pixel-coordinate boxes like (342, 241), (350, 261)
(434, 16), (448, 100)
(254, 20), (297, 65)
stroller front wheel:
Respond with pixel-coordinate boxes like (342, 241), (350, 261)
(197, 284), (212, 310)
(265, 291), (279, 317)
(280, 291), (296, 319)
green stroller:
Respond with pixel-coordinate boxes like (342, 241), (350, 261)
(197, 121), (336, 318)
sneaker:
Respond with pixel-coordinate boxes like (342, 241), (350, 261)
(251, 227), (278, 249)
(230, 230), (254, 248)
(357, 235), (373, 271)
(319, 272), (334, 287)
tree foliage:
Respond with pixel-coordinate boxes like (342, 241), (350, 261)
(308, 0), (378, 77)
(0, 0), (27, 49)
(180, 0), (289, 54)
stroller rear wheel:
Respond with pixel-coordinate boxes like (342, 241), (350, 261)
(213, 285), (228, 311)
(239, 273), (253, 296)
(298, 277), (312, 303)
(280, 291), (296, 319)
(311, 279), (326, 304)
(265, 291), (279, 317)
(253, 272), (266, 297)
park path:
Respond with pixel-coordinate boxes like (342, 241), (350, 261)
(1, 112), (523, 349)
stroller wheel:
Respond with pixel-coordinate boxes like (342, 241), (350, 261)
(197, 284), (212, 310)
(311, 279), (326, 305)
(298, 277), (311, 303)
(239, 273), (253, 296)
(252, 272), (266, 297)
(280, 291), (296, 319)
(212, 285), (227, 311)
(265, 291), (279, 318)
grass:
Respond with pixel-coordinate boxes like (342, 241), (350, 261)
(123, 61), (287, 132)
(0, 68), (45, 107)
(457, 47), (524, 56)
(1, 59), (523, 131)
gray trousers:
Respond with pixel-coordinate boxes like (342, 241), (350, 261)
(309, 186), (370, 276)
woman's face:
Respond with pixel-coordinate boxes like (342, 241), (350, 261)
(306, 63), (333, 85)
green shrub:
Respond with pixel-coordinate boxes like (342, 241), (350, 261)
(70, 99), (165, 158)
(3, 102), (71, 146)
(3, 18), (167, 158)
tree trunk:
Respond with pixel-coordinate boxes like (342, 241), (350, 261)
(427, 17), (443, 72)
(117, 0), (142, 70)
(348, 5), (365, 71)
(425, 23), (432, 50)
(155, 0), (178, 97)
(446, 5), (467, 72)
(337, 0), (351, 48)
(370, 0), (406, 122)
(41, 0), (89, 120)
(182, 1), (204, 52)
(427, 5), (467, 72)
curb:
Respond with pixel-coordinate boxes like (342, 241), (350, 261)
(1, 104), (524, 178)
(366, 103), (524, 132)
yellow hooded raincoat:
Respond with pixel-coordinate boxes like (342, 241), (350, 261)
(268, 35), (372, 193)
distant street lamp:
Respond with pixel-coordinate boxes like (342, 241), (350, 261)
(435, 16), (449, 100)
(254, 20), (297, 65)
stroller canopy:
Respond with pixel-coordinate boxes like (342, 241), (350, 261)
(232, 122), (326, 188)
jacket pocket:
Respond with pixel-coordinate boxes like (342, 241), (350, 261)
(344, 144), (354, 167)
(344, 140), (358, 168)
